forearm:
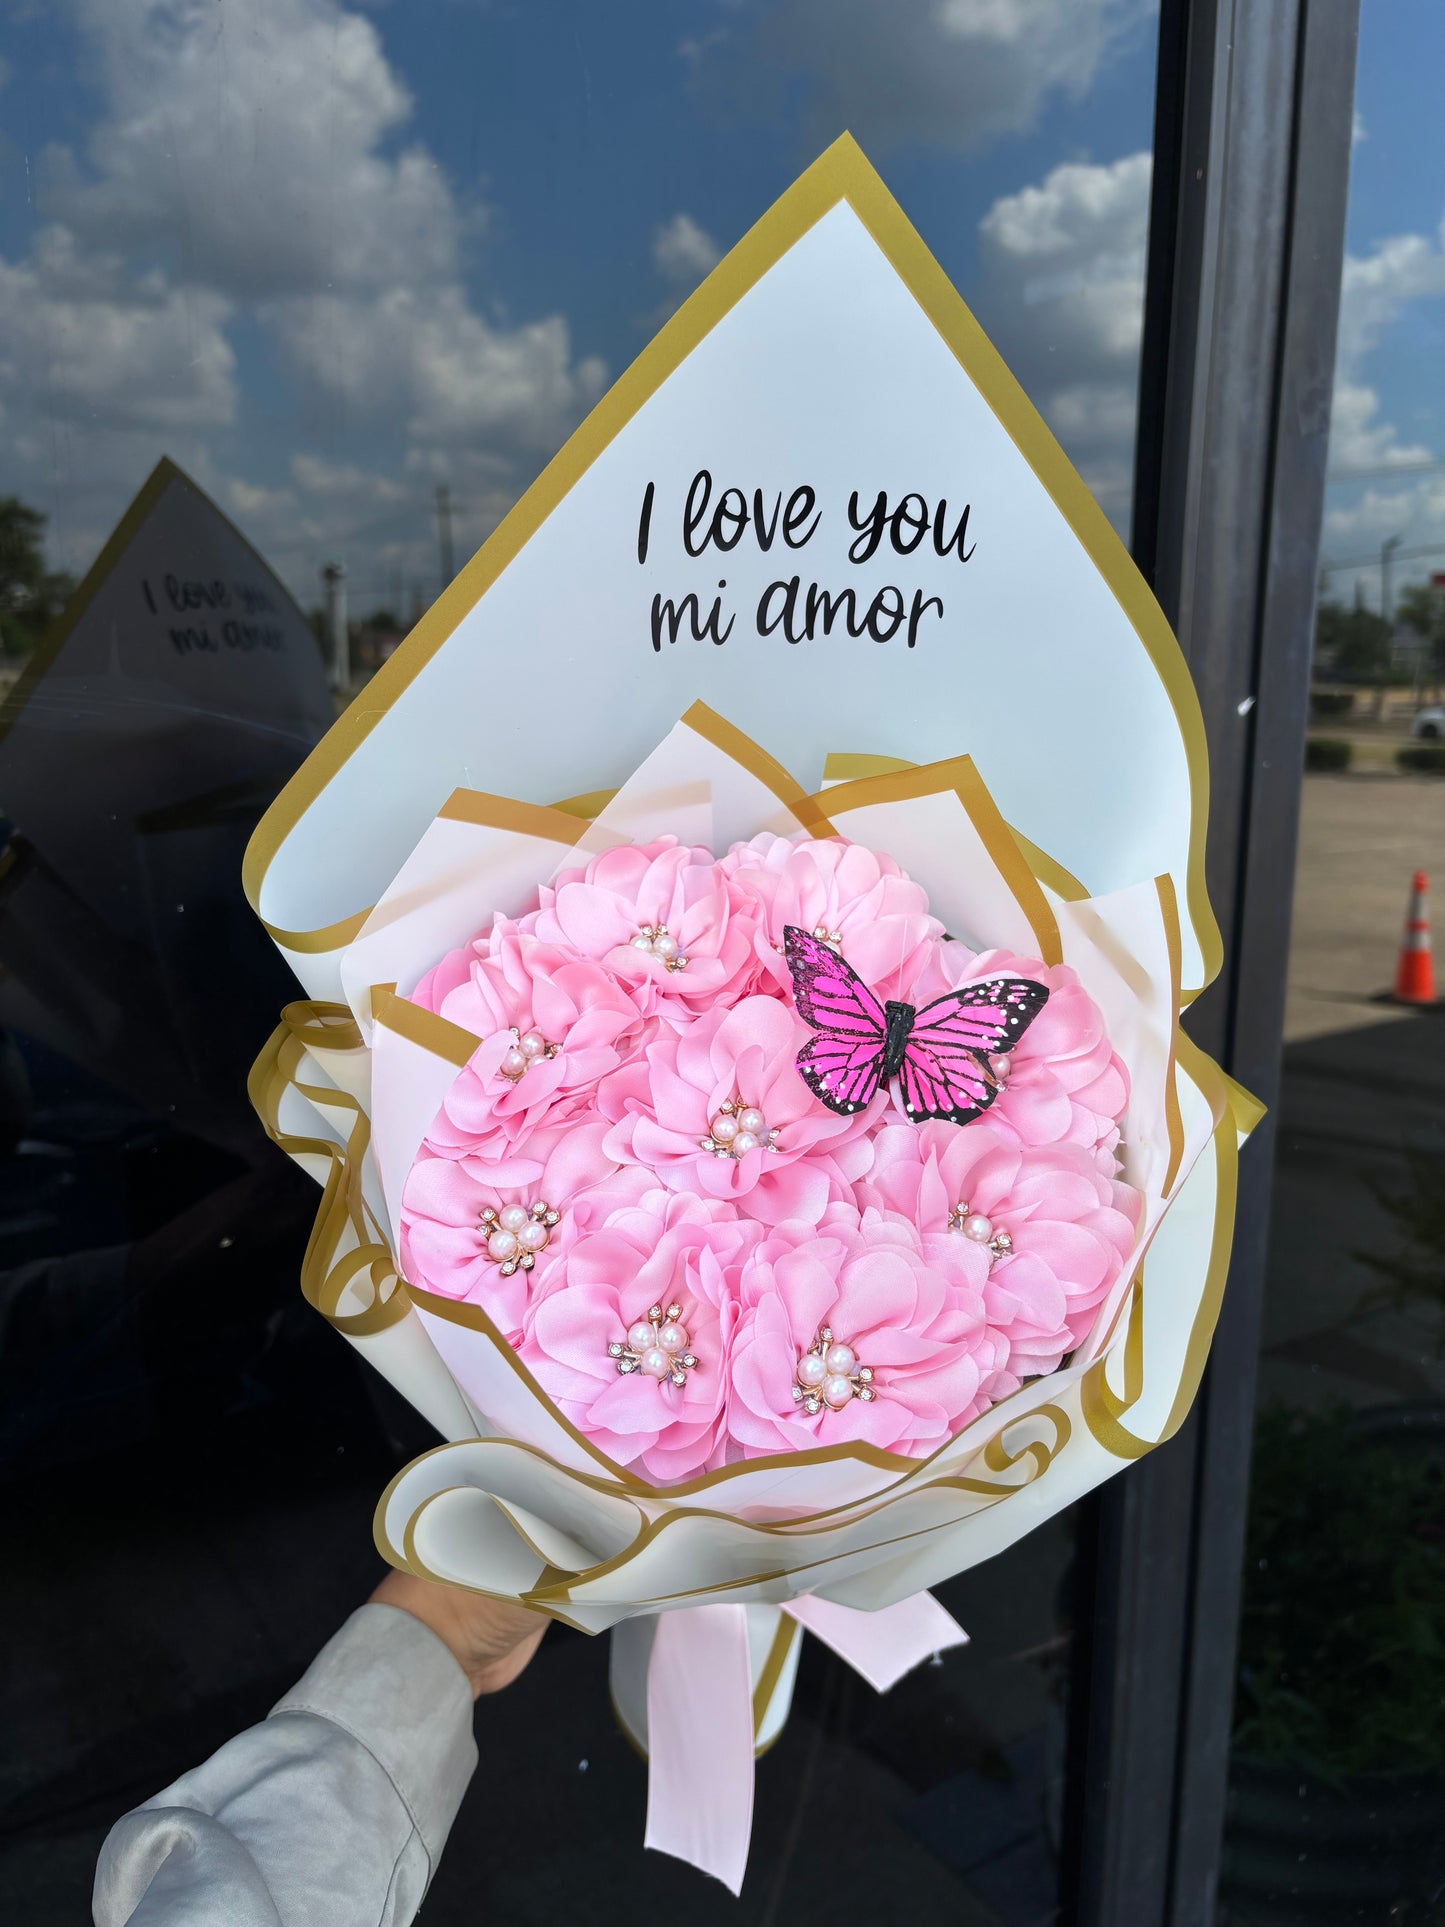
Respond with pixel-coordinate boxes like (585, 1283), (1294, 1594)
(93, 1603), (479, 1927)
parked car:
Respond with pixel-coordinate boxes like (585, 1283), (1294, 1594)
(1412, 707), (1445, 739)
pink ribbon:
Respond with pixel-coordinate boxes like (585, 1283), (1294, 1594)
(643, 1592), (968, 1892)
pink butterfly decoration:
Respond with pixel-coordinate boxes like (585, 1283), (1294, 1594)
(783, 925), (1049, 1126)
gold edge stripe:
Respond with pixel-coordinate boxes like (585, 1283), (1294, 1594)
(836, 148), (1223, 996)
(1080, 1106), (1240, 1458)
(246, 1026), (411, 1337)
(1009, 830), (1088, 904)
(398, 1497), (593, 1634)
(552, 787), (618, 820)
(370, 983), (479, 1069)
(264, 904), (373, 954)
(438, 789), (588, 844)
(810, 756), (1063, 966)
(681, 699), (835, 835)
(403, 1281), (1074, 1520)
(822, 752), (915, 782)
(279, 998), (364, 1053)
(1156, 874), (1187, 1195)
(751, 1616), (801, 1735)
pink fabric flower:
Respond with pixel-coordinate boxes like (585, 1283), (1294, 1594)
(515, 1189), (758, 1483)
(598, 993), (874, 1226)
(855, 1121), (1141, 1377)
(906, 943), (1129, 1155)
(524, 838), (761, 1020)
(398, 1121), (642, 1336)
(410, 924), (653, 1165)
(728, 1209), (1011, 1456)
(722, 832), (943, 1004)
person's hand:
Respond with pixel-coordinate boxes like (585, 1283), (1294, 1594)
(371, 1569), (547, 1698)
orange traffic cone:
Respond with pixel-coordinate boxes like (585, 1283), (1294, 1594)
(1393, 870), (1437, 1005)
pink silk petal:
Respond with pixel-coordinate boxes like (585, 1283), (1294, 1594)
(644, 1605), (756, 1895)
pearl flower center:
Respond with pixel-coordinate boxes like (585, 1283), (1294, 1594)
(477, 1199), (560, 1276)
(608, 1302), (699, 1387)
(699, 1097), (781, 1159)
(630, 923), (689, 972)
(793, 1324), (875, 1414)
(948, 1200), (1014, 1263)
(812, 925), (843, 952)
(498, 1025), (558, 1081)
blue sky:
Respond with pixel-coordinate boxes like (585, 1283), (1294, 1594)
(1320, 0), (1445, 608)
(0, 0), (1438, 617)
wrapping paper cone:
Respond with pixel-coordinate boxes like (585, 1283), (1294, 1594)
(244, 134), (1262, 1886)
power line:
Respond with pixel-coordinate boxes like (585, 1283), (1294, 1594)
(1319, 542), (1445, 575)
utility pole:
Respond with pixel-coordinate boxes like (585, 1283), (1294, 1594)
(436, 484), (455, 595)
(1376, 533), (1401, 719)
(322, 561), (349, 694)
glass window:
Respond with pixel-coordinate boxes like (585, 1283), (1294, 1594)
(1220, 3), (1445, 1918)
(0, 4), (1162, 1917)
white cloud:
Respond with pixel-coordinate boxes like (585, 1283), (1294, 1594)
(268, 286), (607, 453)
(971, 152), (1152, 518)
(0, 225), (236, 432)
(1336, 229), (1445, 370)
(694, 0), (1154, 154)
(1318, 216), (1445, 598)
(43, 0), (459, 299)
(2, 0), (606, 597)
(652, 213), (722, 289)
(1325, 381), (1433, 476)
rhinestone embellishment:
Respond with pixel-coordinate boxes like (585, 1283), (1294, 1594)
(608, 1303), (699, 1387)
(630, 923), (689, 971)
(700, 1097), (781, 1159)
(793, 1324), (875, 1414)
(498, 1025), (559, 1081)
(948, 1200), (1014, 1263)
(477, 1199), (560, 1276)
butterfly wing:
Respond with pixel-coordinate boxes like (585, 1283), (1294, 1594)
(897, 977), (1050, 1126)
(783, 925), (889, 1115)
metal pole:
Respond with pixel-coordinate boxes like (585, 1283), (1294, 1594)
(436, 485), (456, 594)
(322, 561), (349, 694)
(1377, 533), (1401, 717)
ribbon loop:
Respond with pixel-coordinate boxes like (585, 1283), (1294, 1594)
(637, 1590), (967, 1891)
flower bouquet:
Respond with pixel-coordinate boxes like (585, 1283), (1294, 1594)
(245, 139), (1258, 1889)
(249, 702), (1254, 1886)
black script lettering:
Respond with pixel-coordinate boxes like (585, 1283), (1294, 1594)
(165, 575), (231, 613)
(933, 499), (975, 562)
(757, 578), (941, 647)
(651, 587), (735, 652)
(847, 489), (976, 565)
(683, 471), (823, 556)
(637, 481), (655, 565)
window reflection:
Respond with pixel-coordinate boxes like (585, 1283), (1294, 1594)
(1223, 3), (1445, 1917)
(0, 3), (1162, 1917)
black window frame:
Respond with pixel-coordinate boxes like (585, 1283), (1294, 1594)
(1062, 2), (1362, 1920)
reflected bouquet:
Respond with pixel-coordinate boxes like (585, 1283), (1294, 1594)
(250, 703), (1254, 1889)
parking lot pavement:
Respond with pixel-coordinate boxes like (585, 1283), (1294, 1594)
(1284, 772), (1445, 1043)
(1260, 770), (1445, 1412)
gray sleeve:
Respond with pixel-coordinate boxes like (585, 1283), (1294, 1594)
(93, 1602), (479, 1927)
